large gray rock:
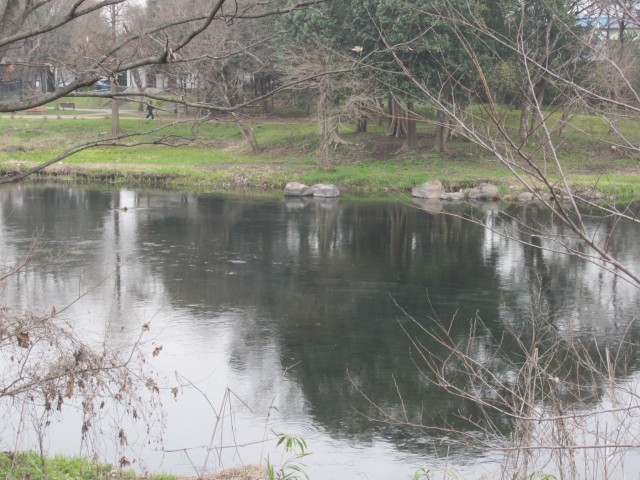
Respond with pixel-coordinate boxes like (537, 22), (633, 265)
(284, 181), (314, 196)
(468, 183), (500, 201)
(311, 183), (340, 197)
(412, 180), (445, 199)
(517, 192), (535, 202)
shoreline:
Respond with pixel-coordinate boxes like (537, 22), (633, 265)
(1, 114), (640, 201)
(0, 161), (626, 205)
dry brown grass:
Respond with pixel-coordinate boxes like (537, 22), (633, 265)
(179, 465), (264, 480)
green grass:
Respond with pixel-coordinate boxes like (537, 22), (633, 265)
(0, 452), (176, 480)
(1, 108), (640, 197)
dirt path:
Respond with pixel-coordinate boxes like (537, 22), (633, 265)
(1, 108), (163, 120)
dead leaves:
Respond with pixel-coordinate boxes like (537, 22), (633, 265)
(65, 375), (75, 398)
(81, 419), (91, 435)
(16, 331), (29, 348)
(145, 378), (160, 394)
(2, 305), (170, 465)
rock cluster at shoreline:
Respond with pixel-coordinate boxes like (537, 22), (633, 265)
(284, 182), (340, 198)
(410, 180), (606, 203)
(282, 179), (607, 204)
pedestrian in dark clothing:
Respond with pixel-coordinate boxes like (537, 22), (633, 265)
(146, 102), (155, 119)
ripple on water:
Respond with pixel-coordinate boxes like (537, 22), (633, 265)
(141, 242), (164, 247)
(267, 419), (323, 440)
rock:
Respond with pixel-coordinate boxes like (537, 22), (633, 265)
(440, 191), (465, 201)
(517, 192), (535, 202)
(576, 187), (605, 201)
(538, 191), (553, 201)
(552, 187), (604, 201)
(412, 180), (445, 199)
(284, 181), (314, 196)
(468, 183), (500, 201)
(311, 183), (340, 197)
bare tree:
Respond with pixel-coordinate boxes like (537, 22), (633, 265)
(0, 256), (165, 470)
(391, 290), (640, 479)
(283, 47), (380, 163)
(0, 0), (329, 113)
(0, 0), (328, 182)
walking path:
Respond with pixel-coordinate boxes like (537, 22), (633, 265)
(1, 107), (174, 120)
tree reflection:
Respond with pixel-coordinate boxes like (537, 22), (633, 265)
(2, 186), (640, 461)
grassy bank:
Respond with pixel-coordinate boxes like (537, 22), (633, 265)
(0, 452), (175, 480)
(1, 111), (640, 199)
(0, 452), (265, 480)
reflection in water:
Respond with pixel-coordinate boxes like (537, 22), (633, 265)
(1, 185), (640, 478)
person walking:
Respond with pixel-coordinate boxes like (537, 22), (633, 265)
(146, 101), (155, 120)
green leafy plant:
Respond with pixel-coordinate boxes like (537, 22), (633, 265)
(412, 467), (433, 480)
(411, 467), (460, 480)
(528, 474), (558, 480)
(266, 433), (310, 480)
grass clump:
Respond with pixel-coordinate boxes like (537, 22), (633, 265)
(0, 452), (176, 480)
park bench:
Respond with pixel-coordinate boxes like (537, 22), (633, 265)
(60, 102), (75, 110)
(25, 106), (46, 113)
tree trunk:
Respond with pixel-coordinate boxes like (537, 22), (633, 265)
(317, 78), (334, 161)
(110, 5), (120, 137)
(386, 98), (407, 138)
(608, 76), (619, 134)
(0, 1), (30, 61)
(110, 78), (120, 137)
(316, 77), (353, 162)
(232, 113), (260, 153)
(434, 125), (449, 153)
(518, 101), (531, 141)
(530, 91), (545, 140)
(554, 110), (568, 138)
(130, 68), (146, 112)
(356, 116), (367, 133)
(433, 111), (448, 153)
(404, 102), (417, 149)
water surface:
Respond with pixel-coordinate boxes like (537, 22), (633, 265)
(1, 185), (639, 478)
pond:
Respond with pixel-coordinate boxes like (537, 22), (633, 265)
(1, 184), (640, 479)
